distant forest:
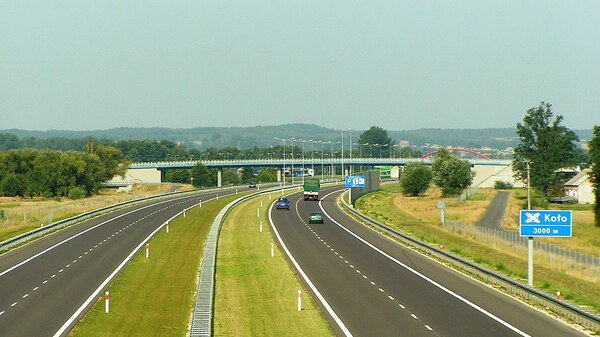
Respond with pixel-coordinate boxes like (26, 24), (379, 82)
(0, 124), (592, 152)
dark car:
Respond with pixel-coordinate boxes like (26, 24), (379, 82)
(248, 182), (257, 188)
(276, 197), (290, 210)
(308, 212), (323, 224)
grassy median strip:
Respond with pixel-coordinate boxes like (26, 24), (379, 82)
(69, 193), (241, 337)
(213, 194), (333, 337)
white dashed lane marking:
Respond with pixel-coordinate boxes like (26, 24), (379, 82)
(0, 196), (205, 320)
(302, 216), (438, 336)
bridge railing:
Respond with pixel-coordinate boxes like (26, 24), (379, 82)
(129, 158), (512, 169)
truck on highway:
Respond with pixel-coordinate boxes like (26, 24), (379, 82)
(303, 177), (320, 200)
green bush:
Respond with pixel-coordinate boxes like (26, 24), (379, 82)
(494, 180), (513, 189)
(68, 186), (86, 199)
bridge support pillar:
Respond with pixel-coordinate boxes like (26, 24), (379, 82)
(217, 169), (222, 188)
(277, 169), (282, 182)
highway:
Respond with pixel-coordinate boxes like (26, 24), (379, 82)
(0, 189), (234, 337)
(269, 186), (588, 337)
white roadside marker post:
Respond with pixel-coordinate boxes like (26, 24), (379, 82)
(271, 243), (274, 258)
(146, 243), (150, 259)
(260, 220), (263, 233)
(297, 289), (302, 312)
(105, 291), (110, 313)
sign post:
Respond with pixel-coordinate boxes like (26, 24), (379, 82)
(345, 175), (366, 205)
(519, 210), (572, 287)
(436, 201), (445, 226)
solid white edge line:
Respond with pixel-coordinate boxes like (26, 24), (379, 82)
(319, 189), (532, 337)
(270, 199), (353, 337)
(0, 200), (174, 278)
(52, 197), (213, 337)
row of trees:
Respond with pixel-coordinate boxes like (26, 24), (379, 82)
(511, 102), (600, 226)
(398, 102), (599, 227)
(399, 149), (473, 197)
(165, 166), (279, 187)
(0, 140), (125, 198)
(2, 128), (424, 163)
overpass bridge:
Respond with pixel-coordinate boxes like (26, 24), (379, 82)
(109, 158), (515, 188)
(128, 157), (511, 169)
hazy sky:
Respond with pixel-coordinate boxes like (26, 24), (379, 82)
(1, 1), (598, 131)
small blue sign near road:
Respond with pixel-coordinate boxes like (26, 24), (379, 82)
(345, 175), (366, 188)
(519, 210), (572, 237)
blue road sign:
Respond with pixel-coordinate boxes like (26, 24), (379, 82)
(345, 175), (366, 188)
(519, 210), (572, 237)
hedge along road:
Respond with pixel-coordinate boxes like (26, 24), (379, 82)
(0, 188), (240, 337)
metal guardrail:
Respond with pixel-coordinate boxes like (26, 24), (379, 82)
(340, 194), (600, 333)
(189, 185), (299, 337)
(0, 186), (238, 254)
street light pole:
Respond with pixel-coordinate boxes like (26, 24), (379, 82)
(291, 137), (295, 185)
(274, 137), (288, 186)
(320, 140), (324, 179)
(329, 141), (334, 180)
(526, 160), (533, 286)
(300, 139), (305, 181)
(341, 129), (345, 179)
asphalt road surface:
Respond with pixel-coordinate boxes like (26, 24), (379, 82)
(476, 191), (510, 230)
(0, 188), (238, 337)
(269, 186), (587, 337)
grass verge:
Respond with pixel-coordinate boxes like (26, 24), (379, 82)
(68, 192), (239, 337)
(213, 193), (333, 337)
(355, 184), (600, 314)
(0, 184), (185, 242)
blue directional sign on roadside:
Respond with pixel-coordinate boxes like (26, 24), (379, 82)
(345, 175), (366, 188)
(519, 210), (572, 237)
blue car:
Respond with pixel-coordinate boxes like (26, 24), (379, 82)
(276, 197), (290, 210)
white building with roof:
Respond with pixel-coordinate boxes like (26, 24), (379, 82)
(564, 169), (594, 204)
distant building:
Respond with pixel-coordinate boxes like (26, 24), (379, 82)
(399, 140), (410, 148)
(564, 169), (594, 204)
